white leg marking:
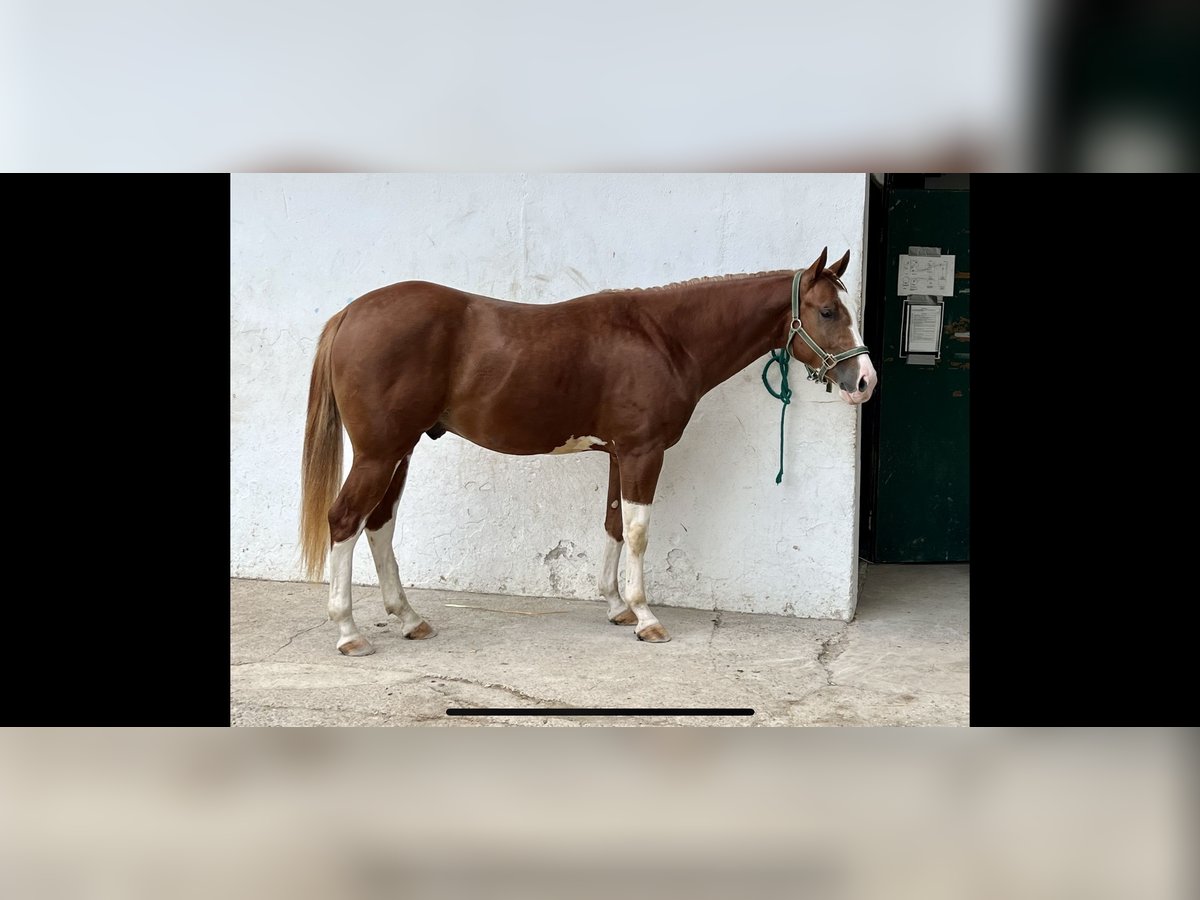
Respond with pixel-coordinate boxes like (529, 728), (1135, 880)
(550, 435), (607, 454)
(599, 533), (627, 618)
(329, 523), (373, 654)
(366, 497), (430, 636)
(620, 499), (661, 632)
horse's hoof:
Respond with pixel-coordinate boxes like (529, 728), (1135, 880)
(609, 609), (638, 626)
(636, 624), (671, 643)
(337, 636), (376, 656)
(404, 621), (436, 640)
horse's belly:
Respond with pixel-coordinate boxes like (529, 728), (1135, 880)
(442, 407), (607, 456)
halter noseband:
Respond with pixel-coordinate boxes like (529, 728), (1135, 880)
(784, 269), (870, 391)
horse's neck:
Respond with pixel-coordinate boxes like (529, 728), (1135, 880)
(646, 274), (793, 395)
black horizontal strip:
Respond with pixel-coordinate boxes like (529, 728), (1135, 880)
(447, 708), (753, 716)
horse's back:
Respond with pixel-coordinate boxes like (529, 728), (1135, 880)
(337, 280), (634, 369)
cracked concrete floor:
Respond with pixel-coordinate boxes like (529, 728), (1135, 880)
(231, 564), (968, 725)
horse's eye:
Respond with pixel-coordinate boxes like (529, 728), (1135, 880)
(820, 308), (834, 319)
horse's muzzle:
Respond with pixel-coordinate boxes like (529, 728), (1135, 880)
(837, 356), (877, 404)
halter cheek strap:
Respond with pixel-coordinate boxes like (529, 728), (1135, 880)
(760, 269), (871, 484)
(784, 269), (870, 390)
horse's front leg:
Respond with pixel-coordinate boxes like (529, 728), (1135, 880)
(601, 454), (637, 625)
(619, 449), (670, 643)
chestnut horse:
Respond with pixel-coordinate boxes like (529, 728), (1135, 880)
(300, 247), (876, 655)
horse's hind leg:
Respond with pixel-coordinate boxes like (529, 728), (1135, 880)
(327, 455), (404, 656)
(365, 453), (435, 640)
(601, 455), (637, 625)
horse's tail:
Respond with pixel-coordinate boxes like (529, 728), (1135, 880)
(300, 307), (349, 581)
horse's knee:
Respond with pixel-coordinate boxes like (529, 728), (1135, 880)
(627, 522), (648, 556)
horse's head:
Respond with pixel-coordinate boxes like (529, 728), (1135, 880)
(789, 247), (878, 405)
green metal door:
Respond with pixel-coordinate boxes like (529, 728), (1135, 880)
(867, 187), (969, 562)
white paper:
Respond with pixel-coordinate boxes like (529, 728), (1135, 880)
(907, 304), (943, 354)
(898, 254), (955, 297)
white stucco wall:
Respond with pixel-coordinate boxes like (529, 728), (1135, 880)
(231, 174), (868, 619)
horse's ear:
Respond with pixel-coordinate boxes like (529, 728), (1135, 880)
(806, 247), (828, 281)
(830, 249), (850, 278)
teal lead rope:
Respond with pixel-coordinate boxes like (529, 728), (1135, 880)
(761, 347), (793, 484)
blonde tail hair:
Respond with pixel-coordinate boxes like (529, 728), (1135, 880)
(299, 308), (348, 581)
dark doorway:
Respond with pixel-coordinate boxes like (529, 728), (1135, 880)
(860, 175), (969, 563)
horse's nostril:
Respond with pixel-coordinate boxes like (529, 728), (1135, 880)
(858, 376), (868, 393)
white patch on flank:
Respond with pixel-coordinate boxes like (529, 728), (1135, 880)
(599, 533), (625, 617)
(619, 499), (660, 632)
(329, 523), (366, 645)
(550, 435), (606, 454)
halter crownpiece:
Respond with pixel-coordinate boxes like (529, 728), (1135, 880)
(760, 268), (871, 483)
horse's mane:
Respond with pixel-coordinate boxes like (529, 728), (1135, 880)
(600, 268), (845, 295)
